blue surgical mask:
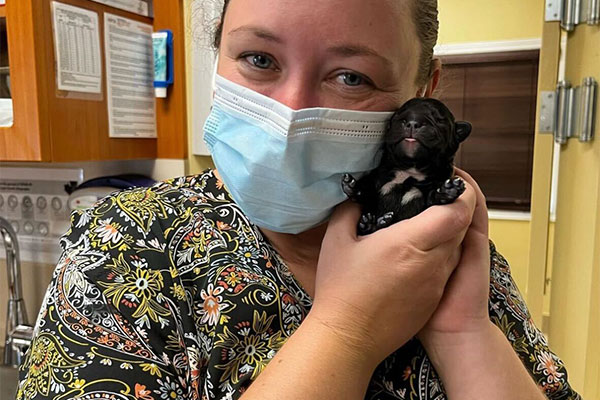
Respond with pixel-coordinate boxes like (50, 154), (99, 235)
(203, 75), (394, 234)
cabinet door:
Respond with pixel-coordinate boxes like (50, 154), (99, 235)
(0, 0), (187, 162)
(0, 1), (49, 161)
(37, 0), (158, 162)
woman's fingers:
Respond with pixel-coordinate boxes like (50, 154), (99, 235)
(376, 180), (477, 251)
(452, 169), (491, 286)
(447, 246), (463, 270)
(454, 168), (488, 238)
(325, 200), (361, 243)
(317, 175), (480, 362)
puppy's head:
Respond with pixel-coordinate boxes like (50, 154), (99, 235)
(384, 98), (471, 164)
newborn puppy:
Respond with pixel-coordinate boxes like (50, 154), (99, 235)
(342, 98), (472, 235)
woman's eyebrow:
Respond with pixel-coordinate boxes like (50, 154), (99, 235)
(327, 44), (393, 67)
(228, 25), (284, 44)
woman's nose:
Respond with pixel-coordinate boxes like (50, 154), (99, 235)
(268, 77), (320, 110)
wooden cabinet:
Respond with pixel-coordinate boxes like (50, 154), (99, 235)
(0, 0), (187, 162)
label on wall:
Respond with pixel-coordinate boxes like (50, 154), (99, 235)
(89, 0), (153, 18)
(51, 2), (102, 94)
(104, 13), (156, 138)
(0, 167), (82, 264)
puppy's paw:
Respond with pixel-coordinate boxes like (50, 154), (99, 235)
(358, 213), (376, 235)
(342, 173), (358, 198)
(432, 177), (466, 205)
(376, 212), (394, 229)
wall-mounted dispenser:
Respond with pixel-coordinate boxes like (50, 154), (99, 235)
(152, 29), (174, 98)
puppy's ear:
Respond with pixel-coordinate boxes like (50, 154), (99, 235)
(455, 121), (472, 142)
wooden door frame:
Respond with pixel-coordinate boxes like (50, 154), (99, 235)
(526, 22), (561, 327)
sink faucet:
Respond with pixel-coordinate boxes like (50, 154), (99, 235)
(0, 216), (33, 367)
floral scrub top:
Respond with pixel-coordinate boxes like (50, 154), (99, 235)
(17, 170), (581, 400)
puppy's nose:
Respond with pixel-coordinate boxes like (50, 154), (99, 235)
(405, 120), (421, 137)
(407, 121), (421, 130)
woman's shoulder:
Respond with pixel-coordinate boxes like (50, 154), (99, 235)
(60, 169), (231, 255)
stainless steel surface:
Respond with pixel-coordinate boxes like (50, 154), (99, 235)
(0, 217), (33, 368)
(556, 0), (600, 28)
(556, 80), (572, 144)
(574, 0), (584, 24)
(562, 0), (577, 30)
(589, 0), (600, 23)
(553, 78), (598, 144)
(0, 364), (19, 399)
(566, 86), (576, 139)
(539, 91), (557, 133)
(546, 0), (563, 21)
(580, 77), (597, 142)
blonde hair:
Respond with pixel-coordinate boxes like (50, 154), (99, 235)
(413, 0), (439, 86)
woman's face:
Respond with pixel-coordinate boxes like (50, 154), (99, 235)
(217, 0), (424, 112)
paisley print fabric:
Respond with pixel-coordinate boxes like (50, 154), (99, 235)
(17, 170), (580, 400)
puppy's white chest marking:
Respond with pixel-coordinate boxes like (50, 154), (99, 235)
(401, 187), (422, 205)
(380, 168), (426, 195)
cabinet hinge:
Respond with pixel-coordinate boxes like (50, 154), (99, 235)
(539, 77), (597, 144)
(546, 0), (600, 29)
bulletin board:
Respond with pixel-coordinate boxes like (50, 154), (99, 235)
(43, 0), (158, 160)
(0, 0), (187, 162)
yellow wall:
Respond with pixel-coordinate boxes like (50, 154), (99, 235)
(438, 0), (545, 44)
(546, 24), (600, 397)
(492, 218), (555, 322)
(489, 219), (531, 291)
(543, 222), (555, 316)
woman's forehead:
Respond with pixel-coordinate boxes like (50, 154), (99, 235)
(222, 0), (419, 73)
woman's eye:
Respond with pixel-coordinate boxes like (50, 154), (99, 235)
(338, 72), (366, 87)
(244, 54), (273, 69)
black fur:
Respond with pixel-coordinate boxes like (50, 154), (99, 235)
(342, 98), (472, 235)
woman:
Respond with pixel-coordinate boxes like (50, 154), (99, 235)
(17, 0), (580, 399)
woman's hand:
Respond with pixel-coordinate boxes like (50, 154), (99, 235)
(309, 178), (477, 366)
(418, 169), (491, 345)
(414, 170), (546, 400)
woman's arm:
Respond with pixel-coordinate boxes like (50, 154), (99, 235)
(240, 186), (477, 399)
(422, 322), (546, 399)
(240, 313), (378, 400)
(418, 169), (546, 399)
(18, 183), (195, 399)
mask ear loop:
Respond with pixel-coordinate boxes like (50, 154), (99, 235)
(211, 54), (219, 97)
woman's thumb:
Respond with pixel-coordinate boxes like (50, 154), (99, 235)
(326, 201), (361, 243)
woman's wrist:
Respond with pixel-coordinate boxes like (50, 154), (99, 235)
(241, 311), (378, 400)
(304, 307), (382, 370)
(419, 319), (497, 364)
(419, 321), (545, 399)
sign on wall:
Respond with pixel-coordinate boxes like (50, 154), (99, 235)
(89, 0), (153, 18)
